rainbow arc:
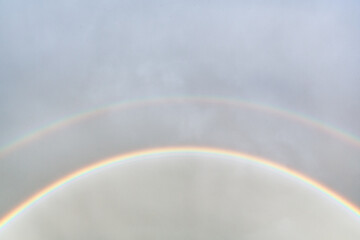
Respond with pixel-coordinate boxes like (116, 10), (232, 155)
(0, 147), (359, 231)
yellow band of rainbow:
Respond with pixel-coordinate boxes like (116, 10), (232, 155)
(0, 146), (359, 231)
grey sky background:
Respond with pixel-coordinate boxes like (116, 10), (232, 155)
(0, 0), (360, 239)
(1, 0), (360, 143)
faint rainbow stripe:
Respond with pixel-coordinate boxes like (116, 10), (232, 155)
(1, 96), (360, 159)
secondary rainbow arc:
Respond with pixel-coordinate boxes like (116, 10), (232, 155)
(1, 96), (360, 159)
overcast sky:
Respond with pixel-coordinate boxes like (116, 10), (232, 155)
(0, 0), (359, 239)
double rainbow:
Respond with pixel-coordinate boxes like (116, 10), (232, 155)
(1, 97), (360, 232)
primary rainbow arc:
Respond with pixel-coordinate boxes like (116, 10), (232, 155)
(0, 146), (359, 232)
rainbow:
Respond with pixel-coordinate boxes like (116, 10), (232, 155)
(0, 146), (359, 232)
(1, 96), (360, 158)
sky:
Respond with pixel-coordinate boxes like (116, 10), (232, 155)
(0, 0), (360, 239)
